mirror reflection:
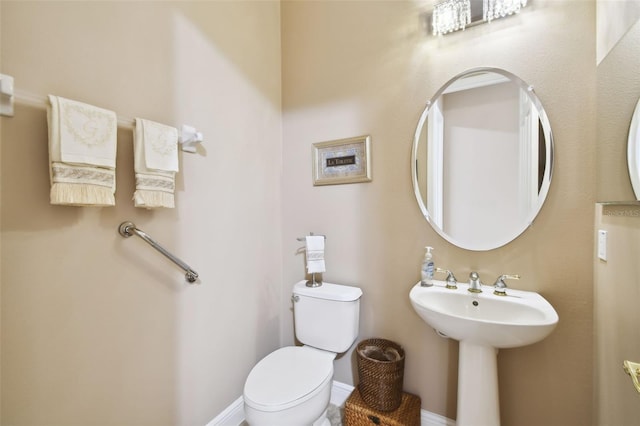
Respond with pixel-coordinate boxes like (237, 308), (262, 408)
(412, 68), (554, 251)
(627, 97), (640, 199)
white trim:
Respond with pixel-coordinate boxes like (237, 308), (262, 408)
(330, 380), (355, 406)
(206, 395), (244, 426)
(422, 409), (457, 426)
(206, 381), (456, 426)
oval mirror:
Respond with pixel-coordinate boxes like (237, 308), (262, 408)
(627, 97), (640, 198)
(412, 67), (554, 251)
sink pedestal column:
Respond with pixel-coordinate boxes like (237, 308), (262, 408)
(457, 341), (500, 426)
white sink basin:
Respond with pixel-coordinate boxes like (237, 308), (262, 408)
(410, 281), (558, 348)
(410, 280), (559, 425)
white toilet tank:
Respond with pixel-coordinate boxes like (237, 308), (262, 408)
(292, 280), (362, 353)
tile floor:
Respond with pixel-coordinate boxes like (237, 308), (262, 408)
(327, 403), (343, 425)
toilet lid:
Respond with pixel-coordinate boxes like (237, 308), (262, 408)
(244, 346), (334, 411)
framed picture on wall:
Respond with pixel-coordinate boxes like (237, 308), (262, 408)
(312, 135), (372, 186)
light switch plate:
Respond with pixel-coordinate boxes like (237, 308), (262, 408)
(0, 74), (15, 117)
(598, 229), (607, 261)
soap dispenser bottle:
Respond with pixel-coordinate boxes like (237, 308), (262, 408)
(421, 246), (435, 287)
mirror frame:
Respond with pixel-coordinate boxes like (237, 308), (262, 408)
(627, 97), (640, 199)
(411, 67), (555, 251)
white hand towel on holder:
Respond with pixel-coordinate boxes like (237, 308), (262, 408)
(305, 235), (326, 274)
(133, 118), (179, 209)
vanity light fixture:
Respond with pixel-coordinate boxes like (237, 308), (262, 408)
(431, 0), (471, 36)
(430, 0), (527, 36)
(483, 0), (527, 22)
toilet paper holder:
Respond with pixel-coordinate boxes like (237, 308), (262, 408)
(296, 233), (326, 287)
(623, 360), (640, 394)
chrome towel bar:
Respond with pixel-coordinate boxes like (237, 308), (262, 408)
(118, 221), (199, 283)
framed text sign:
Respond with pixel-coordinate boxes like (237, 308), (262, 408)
(312, 135), (372, 186)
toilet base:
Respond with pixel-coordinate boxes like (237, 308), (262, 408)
(245, 407), (330, 426)
(243, 346), (335, 426)
(312, 408), (329, 426)
(243, 372), (332, 426)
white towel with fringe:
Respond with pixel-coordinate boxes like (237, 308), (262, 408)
(133, 118), (179, 209)
(47, 95), (117, 206)
(305, 235), (326, 274)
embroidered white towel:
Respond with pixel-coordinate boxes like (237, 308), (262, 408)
(47, 95), (117, 206)
(305, 235), (326, 274)
(133, 118), (179, 209)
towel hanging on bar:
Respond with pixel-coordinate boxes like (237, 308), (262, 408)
(47, 95), (118, 206)
(133, 118), (179, 209)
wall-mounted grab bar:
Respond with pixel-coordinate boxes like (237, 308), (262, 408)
(118, 221), (199, 283)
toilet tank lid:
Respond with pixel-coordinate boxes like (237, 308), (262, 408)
(293, 280), (362, 301)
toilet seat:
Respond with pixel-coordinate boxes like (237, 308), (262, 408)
(244, 346), (335, 412)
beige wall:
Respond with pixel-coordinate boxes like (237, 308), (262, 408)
(0, 2), (282, 425)
(594, 5), (640, 425)
(281, 1), (595, 425)
(594, 204), (640, 425)
(2, 1), (616, 425)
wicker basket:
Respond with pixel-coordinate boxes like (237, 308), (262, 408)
(356, 338), (405, 412)
(344, 388), (421, 426)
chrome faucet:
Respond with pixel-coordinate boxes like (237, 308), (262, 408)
(493, 274), (520, 296)
(436, 267), (458, 289)
(468, 271), (482, 293)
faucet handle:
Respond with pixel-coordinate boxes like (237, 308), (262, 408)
(468, 271), (482, 293)
(436, 268), (458, 289)
(493, 274), (520, 296)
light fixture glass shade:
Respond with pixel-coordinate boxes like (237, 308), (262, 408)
(483, 0), (527, 22)
(432, 0), (471, 36)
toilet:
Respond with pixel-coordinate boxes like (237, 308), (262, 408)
(243, 280), (362, 426)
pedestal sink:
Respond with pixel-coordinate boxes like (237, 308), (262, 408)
(410, 280), (559, 426)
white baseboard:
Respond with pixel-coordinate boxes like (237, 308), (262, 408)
(422, 410), (457, 426)
(207, 381), (456, 426)
(329, 380), (354, 406)
(207, 395), (244, 426)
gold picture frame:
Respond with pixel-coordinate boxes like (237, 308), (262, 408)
(312, 135), (372, 186)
